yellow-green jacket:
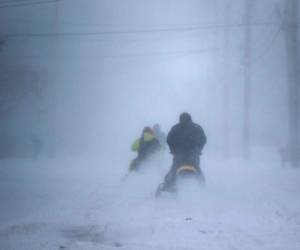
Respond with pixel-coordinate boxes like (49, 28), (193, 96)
(131, 132), (156, 152)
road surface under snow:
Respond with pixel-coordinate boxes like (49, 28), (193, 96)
(1, 152), (300, 250)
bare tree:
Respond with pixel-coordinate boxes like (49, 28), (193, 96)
(0, 62), (45, 158)
(0, 64), (41, 114)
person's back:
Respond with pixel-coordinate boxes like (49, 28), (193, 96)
(138, 129), (160, 160)
(130, 127), (160, 171)
(156, 113), (206, 193)
(167, 113), (206, 158)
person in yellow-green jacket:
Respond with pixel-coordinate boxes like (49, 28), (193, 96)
(129, 126), (161, 171)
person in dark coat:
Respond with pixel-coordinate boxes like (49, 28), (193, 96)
(129, 127), (161, 171)
(162, 112), (207, 191)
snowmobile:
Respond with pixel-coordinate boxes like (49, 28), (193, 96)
(155, 164), (205, 198)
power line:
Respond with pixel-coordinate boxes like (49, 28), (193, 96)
(0, 0), (43, 3)
(0, 0), (62, 9)
(0, 0), (35, 3)
(2, 48), (218, 59)
(4, 21), (280, 39)
(246, 15), (285, 66)
(252, 27), (282, 64)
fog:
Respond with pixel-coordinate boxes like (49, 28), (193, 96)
(0, 0), (290, 158)
(1, 1), (300, 249)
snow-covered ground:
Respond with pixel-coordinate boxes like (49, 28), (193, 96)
(1, 151), (300, 250)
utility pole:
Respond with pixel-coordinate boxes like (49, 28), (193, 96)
(213, 0), (230, 158)
(243, 0), (254, 160)
(223, 3), (231, 158)
(47, 2), (61, 158)
(284, 0), (300, 167)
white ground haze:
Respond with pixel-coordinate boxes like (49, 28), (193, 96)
(1, 148), (300, 250)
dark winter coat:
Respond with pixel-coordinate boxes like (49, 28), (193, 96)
(138, 137), (160, 160)
(167, 120), (206, 156)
